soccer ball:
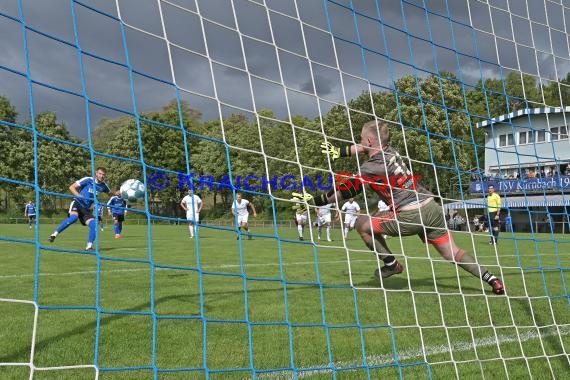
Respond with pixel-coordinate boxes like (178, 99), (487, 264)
(120, 179), (145, 202)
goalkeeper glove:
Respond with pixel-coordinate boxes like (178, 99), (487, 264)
(291, 192), (313, 213)
(321, 142), (340, 160)
(321, 141), (351, 161)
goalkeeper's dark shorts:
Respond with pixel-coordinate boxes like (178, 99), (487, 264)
(370, 198), (450, 245)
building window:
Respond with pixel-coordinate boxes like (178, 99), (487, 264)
(499, 133), (515, 147)
(536, 130), (546, 142)
(519, 130), (537, 145)
(519, 131), (527, 144)
(499, 135), (505, 147)
(550, 126), (569, 141)
(499, 133), (515, 148)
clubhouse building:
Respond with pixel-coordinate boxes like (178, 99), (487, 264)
(446, 107), (570, 233)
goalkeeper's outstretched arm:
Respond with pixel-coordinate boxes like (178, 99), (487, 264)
(293, 175), (363, 208)
(321, 142), (366, 160)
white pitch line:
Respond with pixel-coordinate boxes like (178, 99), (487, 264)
(260, 325), (570, 379)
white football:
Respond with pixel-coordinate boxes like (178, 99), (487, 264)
(120, 179), (145, 202)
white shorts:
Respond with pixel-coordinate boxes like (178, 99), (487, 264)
(317, 214), (331, 226)
(344, 214), (358, 228)
(186, 210), (200, 223)
(296, 213), (308, 225)
(237, 214), (249, 225)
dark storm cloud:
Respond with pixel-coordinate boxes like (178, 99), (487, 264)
(1, 0), (568, 139)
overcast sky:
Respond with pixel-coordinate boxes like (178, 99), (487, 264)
(1, 0), (569, 138)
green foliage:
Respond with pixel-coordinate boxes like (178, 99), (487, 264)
(1, 111), (90, 210)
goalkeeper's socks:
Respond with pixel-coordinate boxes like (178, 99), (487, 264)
(55, 214), (79, 233)
(482, 271), (497, 284)
(382, 256), (397, 267)
(297, 224), (303, 238)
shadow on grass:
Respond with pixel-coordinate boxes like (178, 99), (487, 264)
(354, 274), (490, 293)
(0, 284), (313, 363)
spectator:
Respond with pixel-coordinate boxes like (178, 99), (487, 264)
(453, 214), (466, 231)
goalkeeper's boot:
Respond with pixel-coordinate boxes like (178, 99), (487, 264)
(48, 234), (56, 243)
(374, 261), (404, 280)
(490, 278), (505, 295)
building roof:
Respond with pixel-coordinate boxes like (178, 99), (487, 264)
(444, 194), (570, 209)
(476, 106), (570, 128)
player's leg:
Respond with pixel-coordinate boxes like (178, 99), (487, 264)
(185, 211), (194, 237)
(421, 201), (504, 294)
(429, 234), (504, 294)
(194, 215), (200, 238)
(85, 216), (97, 251)
(349, 217), (357, 233)
(236, 215), (243, 239)
(117, 215), (124, 237)
(296, 215), (304, 240)
(326, 221), (332, 241)
(356, 215), (403, 279)
(243, 222), (252, 239)
(317, 219), (322, 240)
(488, 212), (496, 244)
(49, 202), (80, 242)
(99, 216), (104, 231)
(493, 213), (501, 244)
(113, 215), (120, 237)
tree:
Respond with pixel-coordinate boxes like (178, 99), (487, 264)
(4, 112), (91, 211)
(0, 96), (18, 211)
(385, 73), (478, 197)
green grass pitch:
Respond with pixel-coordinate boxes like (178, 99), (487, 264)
(0, 222), (568, 379)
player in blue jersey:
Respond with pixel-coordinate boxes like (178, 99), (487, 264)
(48, 167), (111, 251)
(107, 191), (128, 239)
(24, 200), (36, 228)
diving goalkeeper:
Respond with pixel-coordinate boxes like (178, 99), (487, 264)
(295, 119), (504, 295)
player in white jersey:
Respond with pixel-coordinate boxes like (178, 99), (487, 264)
(341, 198), (360, 239)
(180, 190), (203, 238)
(295, 207), (309, 241)
(316, 203), (335, 241)
(231, 192), (257, 240)
(377, 200), (390, 240)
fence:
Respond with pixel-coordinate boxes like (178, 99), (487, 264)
(2, 217), (338, 229)
(5, 217), (570, 234)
